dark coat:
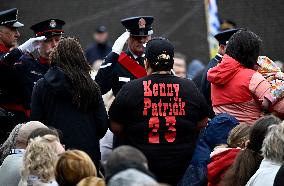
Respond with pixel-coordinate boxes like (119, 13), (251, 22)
(200, 54), (222, 118)
(95, 50), (145, 96)
(14, 54), (49, 109)
(178, 113), (239, 186)
(85, 42), (112, 65)
(31, 66), (108, 167)
(0, 46), (27, 123)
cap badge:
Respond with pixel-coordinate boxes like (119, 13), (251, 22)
(157, 53), (170, 60)
(138, 18), (146, 28)
(49, 20), (56, 28)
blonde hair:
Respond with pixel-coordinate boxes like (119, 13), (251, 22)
(227, 123), (251, 148)
(55, 150), (97, 186)
(21, 135), (60, 183)
(76, 176), (105, 186)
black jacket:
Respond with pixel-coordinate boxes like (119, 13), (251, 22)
(200, 54), (222, 118)
(0, 46), (27, 123)
(14, 54), (49, 109)
(31, 66), (108, 166)
(85, 42), (112, 65)
(95, 50), (145, 96)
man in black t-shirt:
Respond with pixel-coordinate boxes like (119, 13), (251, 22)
(109, 38), (209, 185)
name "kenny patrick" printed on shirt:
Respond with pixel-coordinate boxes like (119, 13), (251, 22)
(143, 80), (185, 117)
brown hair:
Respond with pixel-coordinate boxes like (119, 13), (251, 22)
(55, 150), (97, 186)
(221, 115), (281, 186)
(227, 123), (251, 148)
(76, 176), (105, 186)
(50, 37), (101, 111)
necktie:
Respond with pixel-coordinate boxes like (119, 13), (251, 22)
(136, 56), (144, 65)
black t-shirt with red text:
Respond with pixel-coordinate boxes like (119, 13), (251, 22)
(109, 74), (209, 185)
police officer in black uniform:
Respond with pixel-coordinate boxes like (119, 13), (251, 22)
(200, 29), (239, 118)
(14, 19), (65, 111)
(95, 16), (154, 96)
(0, 8), (45, 125)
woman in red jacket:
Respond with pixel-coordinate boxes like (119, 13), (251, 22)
(207, 29), (271, 124)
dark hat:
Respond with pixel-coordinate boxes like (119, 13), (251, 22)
(95, 25), (107, 33)
(204, 113), (239, 147)
(30, 19), (65, 37)
(121, 16), (154, 36)
(145, 37), (174, 71)
(214, 28), (239, 45)
(0, 8), (24, 28)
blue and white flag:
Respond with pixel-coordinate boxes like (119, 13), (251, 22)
(205, 0), (220, 59)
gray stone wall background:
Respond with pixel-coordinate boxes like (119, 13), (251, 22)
(2, 0), (284, 64)
(218, 0), (284, 62)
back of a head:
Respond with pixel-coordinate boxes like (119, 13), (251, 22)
(50, 37), (88, 71)
(27, 127), (59, 144)
(249, 115), (281, 152)
(76, 176), (105, 186)
(105, 146), (149, 182)
(262, 121), (284, 163)
(108, 168), (158, 186)
(55, 150), (97, 186)
(227, 123), (251, 148)
(225, 29), (262, 69)
(50, 37), (101, 111)
(17, 121), (47, 146)
(0, 121), (47, 163)
(21, 135), (60, 183)
(145, 37), (174, 72)
(221, 115), (281, 186)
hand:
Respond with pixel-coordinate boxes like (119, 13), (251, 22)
(112, 31), (130, 55)
(18, 36), (46, 53)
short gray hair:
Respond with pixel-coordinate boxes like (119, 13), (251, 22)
(262, 121), (284, 163)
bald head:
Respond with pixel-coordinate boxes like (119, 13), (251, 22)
(16, 121), (47, 148)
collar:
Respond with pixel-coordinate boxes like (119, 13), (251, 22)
(10, 148), (25, 155)
(151, 71), (172, 75)
(27, 175), (57, 185)
(129, 49), (145, 59)
(215, 53), (223, 61)
(0, 44), (10, 53)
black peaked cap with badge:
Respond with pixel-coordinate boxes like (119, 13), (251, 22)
(0, 8), (24, 28)
(214, 28), (239, 45)
(121, 16), (154, 36)
(30, 19), (65, 38)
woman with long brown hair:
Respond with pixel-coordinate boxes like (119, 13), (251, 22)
(31, 37), (108, 169)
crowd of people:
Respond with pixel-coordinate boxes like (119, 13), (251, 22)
(1, 7), (284, 186)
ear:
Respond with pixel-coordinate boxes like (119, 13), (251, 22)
(218, 44), (226, 55)
(244, 140), (250, 149)
(145, 59), (152, 75)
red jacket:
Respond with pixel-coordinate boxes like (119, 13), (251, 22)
(207, 54), (271, 124)
(207, 54), (256, 106)
(207, 148), (241, 186)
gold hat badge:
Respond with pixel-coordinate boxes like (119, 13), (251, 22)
(138, 18), (146, 28)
